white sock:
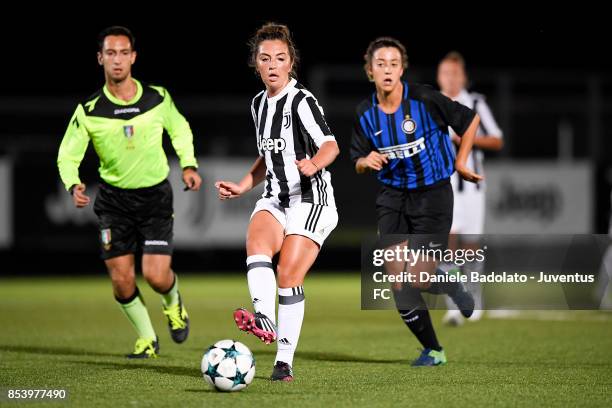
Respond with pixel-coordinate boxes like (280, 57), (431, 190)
(465, 261), (484, 311)
(440, 263), (462, 310)
(275, 286), (305, 366)
(246, 255), (277, 324)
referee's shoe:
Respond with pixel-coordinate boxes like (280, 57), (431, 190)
(127, 337), (159, 359)
(162, 293), (190, 343)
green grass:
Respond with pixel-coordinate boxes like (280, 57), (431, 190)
(1, 274), (611, 407)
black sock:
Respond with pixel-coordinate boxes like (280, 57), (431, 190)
(393, 285), (442, 351)
(400, 308), (442, 351)
(425, 267), (461, 296)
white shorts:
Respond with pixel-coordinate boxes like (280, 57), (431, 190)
(451, 174), (485, 235)
(251, 198), (338, 247)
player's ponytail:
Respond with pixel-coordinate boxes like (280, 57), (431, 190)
(248, 22), (300, 79)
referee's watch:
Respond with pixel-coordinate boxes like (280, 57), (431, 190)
(68, 184), (77, 195)
(182, 166), (197, 172)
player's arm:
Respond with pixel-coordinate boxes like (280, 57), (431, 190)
(57, 104), (91, 208)
(355, 153), (388, 174)
(454, 114), (483, 183)
(471, 100), (503, 151)
(471, 135), (503, 150)
(161, 88), (202, 191)
(294, 96), (340, 177)
(428, 88), (483, 183)
(215, 156), (266, 200)
(451, 99), (504, 151)
(450, 129), (502, 150)
(351, 112), (387, 174)
(297, 140), (339, 178)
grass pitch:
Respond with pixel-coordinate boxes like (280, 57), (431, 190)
(1, 274), (611, 407)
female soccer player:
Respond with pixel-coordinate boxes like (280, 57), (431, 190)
(215, 23), (339, 381)
(350, 37), (481, 366)
(437, 51), (504, 326)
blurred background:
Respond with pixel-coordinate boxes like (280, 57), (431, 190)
(1, 12), (611, 274)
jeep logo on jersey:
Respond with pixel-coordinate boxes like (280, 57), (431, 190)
(283, 111), (291, 129)
(401, 115), (417, 135)
(123, 125), (134, 139)
(259, 137), (286, 154)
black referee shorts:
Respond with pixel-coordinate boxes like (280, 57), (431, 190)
(376, 179), (453, 250)
(93, 179), (174, 260)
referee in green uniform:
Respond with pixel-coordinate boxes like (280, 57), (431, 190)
(57, 26), (202, 358)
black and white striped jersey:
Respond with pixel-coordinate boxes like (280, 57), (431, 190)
(449, 89), (503, 178)
(251, 78), (336, 208)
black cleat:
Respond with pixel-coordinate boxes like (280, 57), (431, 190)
(162, 293), (189, 343)
(270, 361), (294, 382)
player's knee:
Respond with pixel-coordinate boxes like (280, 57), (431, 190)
(109, 273), (135, 298)
(108, 264), (133, 283)
(142, 264), (170, 291)
(276, 264), (303, 288)
(246, 239), (274, 258)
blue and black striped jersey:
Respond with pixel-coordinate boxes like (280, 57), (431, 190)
(350, 81), (476, 190)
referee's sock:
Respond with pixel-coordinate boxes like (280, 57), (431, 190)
(160, 274), (179, 308)
(116, 287), (156, 341)
(393, 285), (441, 352)
(246, 255), (277, 324)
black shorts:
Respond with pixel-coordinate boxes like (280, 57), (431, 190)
(93, 180), (174, 260)
(376, 179), (453, 250)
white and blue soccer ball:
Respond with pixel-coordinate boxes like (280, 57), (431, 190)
(201, 339), (255, 392)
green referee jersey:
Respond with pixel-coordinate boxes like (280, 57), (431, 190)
(57, 78), (198, 190)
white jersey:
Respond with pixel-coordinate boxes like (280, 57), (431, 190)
(450, 89), (503, 193)
(450, 90), (503, 234)
(251, 78), (336, 208)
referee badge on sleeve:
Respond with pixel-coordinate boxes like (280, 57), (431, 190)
(401, 115), (417, 135)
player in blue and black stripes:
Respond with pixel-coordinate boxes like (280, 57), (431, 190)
(350, 37), (482, 366)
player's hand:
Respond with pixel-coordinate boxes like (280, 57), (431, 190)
(182, 167), (202, 191)
(360, 151), (389, 171)
(294, 159), (319, 177)
(215, 181), (243, 200)
(455, 162), (484, 183)
(72, 183), (90, 208)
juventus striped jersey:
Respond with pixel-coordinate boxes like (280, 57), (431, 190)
(251, 78), (336, 208)
(450, 89), (503, 192)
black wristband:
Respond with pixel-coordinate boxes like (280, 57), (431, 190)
(69, 184), (77, 195)
(182, 166), (197, 172)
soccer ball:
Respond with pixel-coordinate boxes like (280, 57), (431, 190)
(201, 339), (255, 392)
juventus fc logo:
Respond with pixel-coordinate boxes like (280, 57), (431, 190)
(283, 111), (291, 129)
